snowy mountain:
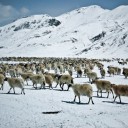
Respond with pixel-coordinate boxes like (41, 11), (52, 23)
(0, 5), (128, 58)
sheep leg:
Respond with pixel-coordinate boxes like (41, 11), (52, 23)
(78, 95), (81, 103)
(110, 89), (114, 98)
(88, 97), (94, 104)
(32, 83), (35, 88)
(26, 80), (28, 85)
(1, 84), (3, 90)
(89, 78), (91, 82)
(88, 97), (91, 104)
(100, 90), (102, 97)
(119, 95), (122, 104)
(40, 82), (45, 89)
(67, 85), (70, 91)
(49, 84), (53, 89)
(35, 84), (37, 89)
(21, 88), (25, 95)
(13, 88), (15, 94)
(2, 84), (3, 90)
(40, 84), (43, 89)
(55, 82), (58, 88)
(43, 82), (45, 89)
(61, 84), (65, 90)
(60, 83), (64, 90)
(73, 95), (77, 102)
(91, 97), (94, 104)
(114, 95), (118, 102)
(107, 91), (109, 98)
(8, 87), (12, 93)
(97, 90), (99, 97)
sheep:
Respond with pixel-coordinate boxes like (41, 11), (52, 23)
(111, 84), (128, 103)
(15, 67), (23, 77)
(83, 67), (91, 78)
(8, 69), (16, 77)
(29, 74), (45, 89)
(69, 83), (94, 104)
(100, 68), (106, 78)
(20, 72), (34, 85)
(76, 66), (82, 77)
(4, 77), (25, 94)
(44, 72), (58, 83)
(55, 74), (73, 90)
(44, 74), (53, 89)
(68, 69), (73, 76)
(122, 68), (128, 78)
(107, 67), (115, 76)
(118, 61), (127, 65)
(58, 64), (64, 74)
(0, 74), (5, 90)
(96, 62), (104, 69)
(93, 80), (114, 98)
(87, 71), (97, 83)
(109, 66), (121, 75)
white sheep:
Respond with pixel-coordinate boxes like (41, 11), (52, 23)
(5, 77), (25, 94)
(93, 80), (114, 98)
(8, 69), (16, 77)
(44, 74), (53, 89)
(55, 74), (73, 91)
(70, 83), (94, 104)
(87, 71), (97, 83)
(29, 74), (45, 89)
(20, 72), (34, 85)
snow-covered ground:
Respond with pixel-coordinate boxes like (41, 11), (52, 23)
(0, 60), (128, 128)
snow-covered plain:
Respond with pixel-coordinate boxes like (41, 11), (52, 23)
(0, 60), (128, 128)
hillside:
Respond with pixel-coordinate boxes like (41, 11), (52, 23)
(0, 5), (128, 58)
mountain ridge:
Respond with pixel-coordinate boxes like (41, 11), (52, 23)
(0, 5), (128, 59)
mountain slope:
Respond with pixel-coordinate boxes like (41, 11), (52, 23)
(0, 5), (128, 58)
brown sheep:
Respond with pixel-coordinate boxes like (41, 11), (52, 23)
(111, 84), (128, 103)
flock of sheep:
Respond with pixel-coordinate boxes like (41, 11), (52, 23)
(0, 57), (128, 104)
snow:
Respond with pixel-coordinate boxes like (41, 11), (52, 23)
(0, 4), (128, 126)
(0, 60), (128, 128)
(0, 5), (128, 59)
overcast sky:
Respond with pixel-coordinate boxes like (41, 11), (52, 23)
(0, 0), (128, 27)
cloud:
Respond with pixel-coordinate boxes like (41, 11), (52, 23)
(20, 7), (30, 16)
(0, 3), (30, 20)
(0, 3), (19, 19)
